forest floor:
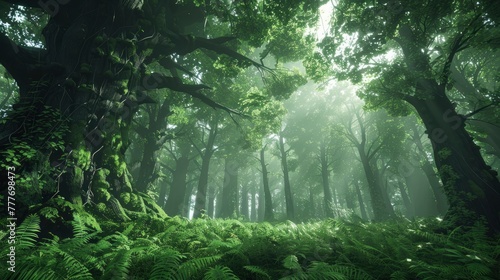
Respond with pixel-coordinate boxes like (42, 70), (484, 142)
(1, 214), (499, 279)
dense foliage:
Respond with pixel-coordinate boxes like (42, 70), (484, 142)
(1, 214), (499, 280)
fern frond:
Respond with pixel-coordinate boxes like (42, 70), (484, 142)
(175, 255), (222, 280)
(306, 262), (346, 280)
(149, 249), (185, 280)
(16, 214), (40, 250)
(244, 265), (272, 279)
(52, 248), (94, 280)
(101, 248), (133, 280)
(331, 265), (374, 280)
(2, 262), (57, 280)
(203, 265), (239, 280)
(71, 213), (88, 238)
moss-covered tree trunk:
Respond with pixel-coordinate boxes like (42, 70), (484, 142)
(411, 95), (500, 232)
(0, 1), (169, 233)
(135, 100), (172, 192)
(398, 24), (500, 233)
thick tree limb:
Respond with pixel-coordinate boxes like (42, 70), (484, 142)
(143, 74), (245, 116)
(0, 31), (51, 89)
(0, 31), (29, 84)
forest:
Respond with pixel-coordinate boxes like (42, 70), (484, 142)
(0, 0), (499, 279)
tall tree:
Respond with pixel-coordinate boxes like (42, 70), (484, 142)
(192, 115), (218, 218)
(318, 0), (500, 232)
(259, 145), (274, 221)
(0, 0), (320, 232)
(339, 108), (398, 220)
(278, 131), (295, 220)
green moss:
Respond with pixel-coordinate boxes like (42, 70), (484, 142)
(72, 147), (91, 170)
(120, 192), (131, 204)
(130, 193), (139, 208)
(468, 181), (485, 199)
(438, 148), (452, 160)
(96, 188), (111, 202)
(72, 166), (84, 187)
(96, 202), (107, 213)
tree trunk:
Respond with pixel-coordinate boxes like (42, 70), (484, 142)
(397, 23), (500, 233)
(320, 142), (334, 217)
(411, 96), (500, 231)
(260, 146), (274, 221)
(354, 180), (368, 220)
(411, 124), (448, 215)
(135, 101), (172, 192)
(258, 185), (265, 221)
(157, 182), (168, 209)
(251, 189), (257, 222)
(397, 181), (414, 218)
(240, 184), (249, 219)
(164, 149), (190, 216)
(0, 1), (173, 229)
(279, 133), (295, 220)
(358, 150), (395, 220)
(207, 185), (215, 218)
(309, 186), (315, 218)
(183, 182), (194, 218)
(218, 158), (239, 218)
(192, 120), (217, 218)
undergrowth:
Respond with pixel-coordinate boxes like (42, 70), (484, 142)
(1, 214), (499, 279)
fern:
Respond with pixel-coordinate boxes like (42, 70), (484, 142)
(149, 249), (185, 280)
(71, 213), (88, 238)
(15, 214), (40, 250)
(244, 265), (272, 279)
(330, 265), (374, 280)
(203, 265), (239, 280)
(175, 255), (222, 280)
(101, 248), (133, 280)
(2, 262), (58, 280)
(51, 248), (94, 280)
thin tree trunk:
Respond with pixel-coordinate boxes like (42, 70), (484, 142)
(207, 185), (215, 218)
(359, 150), (395, 220)
(279, 133), (295, 220)
(354, 180), (368, 220)
(240, 184), (249, 219)
(260, 146), (274, 221)
(183, 182), (194, 218)
(218, 158), (239, 218)
(320, 142), (334, 217)
(251, 188), (257, 222)
(193, 118), (217, 218)
(164, 148), (190, 216)
(411, 124), (448, 215)
(398, 181), (414, 218)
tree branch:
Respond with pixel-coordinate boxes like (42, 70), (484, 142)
(142, 74), (244, 116)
